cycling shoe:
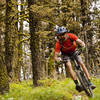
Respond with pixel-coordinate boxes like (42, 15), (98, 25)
(89, 83), (96, 90)
(76, 85), (83, 92)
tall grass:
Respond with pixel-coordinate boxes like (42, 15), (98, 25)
(0, 78), (100, 100)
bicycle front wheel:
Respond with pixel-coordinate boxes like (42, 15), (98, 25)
(77, 71), (94, 97)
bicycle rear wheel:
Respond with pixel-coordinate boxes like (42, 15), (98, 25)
(77, 70), (94, 97)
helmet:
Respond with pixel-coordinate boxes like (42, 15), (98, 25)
(56, 26), (67, 35)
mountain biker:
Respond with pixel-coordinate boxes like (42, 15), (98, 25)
(54, 26), (96, 92)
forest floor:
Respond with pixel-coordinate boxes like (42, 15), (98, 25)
(0, 77), (100, 100)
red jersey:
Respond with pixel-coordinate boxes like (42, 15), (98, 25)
(55, 33), (78, 54)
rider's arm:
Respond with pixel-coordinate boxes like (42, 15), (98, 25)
(54, 52), (59, 62)
(69, 34), (85, 47)
(55, 40), (61, 62)
(76, 39), (85, 47)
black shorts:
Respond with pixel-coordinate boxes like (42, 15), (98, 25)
(61, 50), (82, 62)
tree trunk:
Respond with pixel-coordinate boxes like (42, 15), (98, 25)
(80, 0), (89, 68)
(28, 0), (44, 86)
(17, 0), (24, 82)
(0, 59), (9, 94)
(0, 0), (9, 94)
(5, 0), (18, 81)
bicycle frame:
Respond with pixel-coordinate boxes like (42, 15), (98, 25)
(59, 50), (94, 97)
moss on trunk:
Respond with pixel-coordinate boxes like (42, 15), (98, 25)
(0, 59), (9, 94)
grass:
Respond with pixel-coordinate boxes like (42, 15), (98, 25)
(0, 78), (100, 100)
(89, 78), (100, 100)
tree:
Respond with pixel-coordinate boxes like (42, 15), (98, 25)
(5, 0), (19, 81)
(29, 0), (100, 78)
(88, 1), (100, 74)
(17, 0), (24, 81)
(0, 0), (9, 94)
(28, 0), (45, 86)
(79, 0), (100, 75)
(80, 0), (90, 70)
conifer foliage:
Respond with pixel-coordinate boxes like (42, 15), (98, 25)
(0, 0), (100, 93)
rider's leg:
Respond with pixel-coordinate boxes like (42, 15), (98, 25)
(66, 60), (83, 92)
(78, 61), (90, 80)
(76, 55), (96, 89)
(74, 53), (90, 80)
(66, 60), (77, 81)
(62, 54), (78, 81)
(78, 61), (96, 89)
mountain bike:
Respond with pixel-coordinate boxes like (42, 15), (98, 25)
(61, 50), (94, 97)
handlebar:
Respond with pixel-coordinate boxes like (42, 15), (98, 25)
(55, 49), (83, 66)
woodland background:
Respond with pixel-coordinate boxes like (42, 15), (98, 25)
(0, 0), (100, 96)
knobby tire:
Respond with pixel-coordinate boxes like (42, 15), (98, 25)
(77, 70), (94, 97)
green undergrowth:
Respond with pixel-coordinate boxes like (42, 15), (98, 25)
(0, 78), (100, 100)
(89, 78), (100, 100)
